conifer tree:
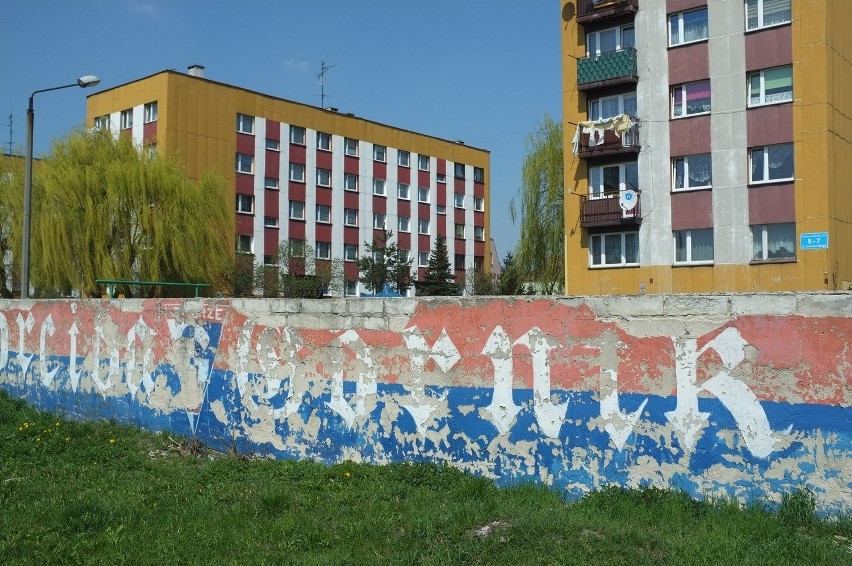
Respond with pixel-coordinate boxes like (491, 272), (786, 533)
(416, 235), (459, 296)
(358, 230), (413, 294)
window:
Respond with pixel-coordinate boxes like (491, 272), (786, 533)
(345, 279), (358, 296)
(317, 132), (331, 151)
(344, 173), (358, 192)
(418, 186), (430, 203)
(236, 153), (254, 174)
(265, 139), (280, 151)
(236, 194), (254, 214)
(588, 93), (637, 120)
(752, 223), (795, 261)
(289, 163), (305, 182)
(750, 143), (794, 183)
(316, 241), (331, 260)
(316, 168), (331, 187)
(398, 183), (410, 200)
(236, 234), (253, 254)
(668, 8), (708, 46)
(265, 177), (279, 190)
(674, 229), (714, 264)
(673, 154), (712, 191)
(289, 239), (306, 258)
(290, 126), (306, 145)
(590, 232), (640, 267)
(437, 173), (446, 183)
(474, 167), (484, 183)
(373, 179), (386, 196)
(474, 226), (485, 241)
(264, 255), (276, 266)
(589, 162), (638, 198)
(586, 25), (634, 56)
(373, 213), (387, 230)
(748, 66), (793, 107)
(344, 208), (358, 226)
(373, 145), (386, 162)
(418, 154), (430, 171)
(144, 102), (158, 123)
(398, 150), (410, 167)
(289, 200), (305, 220)
(474, 196), (484, 212)
(236, 113), (254, 134)
(672, 80), (711, 118)
(344, 244), (358, 262)
(418, 219), (430, 235)
(454, 254), (465, 271)
(418, 251), (429, 267)
(316, 204), (331, 223)
(437, 205), (446, 215)
(344, 138), (358, 156)
(120, 109), (133, 130)
(454, 163), (465, 179)
(454, 193), (465, 208)
(398, 249), (411, 263)
(455, 224), (465, 239)
(398, 216), (411, 232)
(746, 0), (791, 31)
(264, 216), (279, 228)
(94, 115), (111, 130)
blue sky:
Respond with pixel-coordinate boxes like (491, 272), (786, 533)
(0, 1), (562, 256)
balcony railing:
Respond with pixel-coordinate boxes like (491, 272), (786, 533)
(576, 0), (639, 24)
(577, 48), (637, 90)
(580, 190), (641, 228)
(576, 120), (639, 157)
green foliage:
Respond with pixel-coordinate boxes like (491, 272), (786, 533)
(31, 129), (232, 297)
(509, 113), (564, 295)
(498, 252), (529, 295)
(0, 156), (24, 297)
(250, 240), (334, 298)
(416, 235), (459, 296)
(358, 229), (413, 294)
(465, 267), (498, 295)
(778, 488), (818, 529)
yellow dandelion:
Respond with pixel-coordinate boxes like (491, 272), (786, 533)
(23, 422), (29, 428)
(65, 437), (71, 442)
(35, 437), (41, 442)
(344, 471), (351, 478)
(55, 422), (61, 427)
(18, 426), (23, 432)
(109, 438), (116, 444)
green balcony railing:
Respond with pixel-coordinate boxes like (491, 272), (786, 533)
(577, 48), (637, 88)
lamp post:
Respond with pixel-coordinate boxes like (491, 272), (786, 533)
(21, 75), (100, 299)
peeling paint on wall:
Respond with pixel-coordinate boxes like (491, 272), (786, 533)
(0, 295), (849, 515)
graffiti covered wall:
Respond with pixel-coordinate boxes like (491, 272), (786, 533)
(0, 294), (849, 514)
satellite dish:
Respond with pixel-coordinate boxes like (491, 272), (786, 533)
(619, 189), (638, 211)
(562, 2), (575, 21)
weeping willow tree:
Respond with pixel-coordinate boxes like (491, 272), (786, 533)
(31, 129), (232, 297)
(509, 113), (564, 294)
(0, 155), (24, 297)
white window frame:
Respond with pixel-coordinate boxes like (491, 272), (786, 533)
(672, 154), (712, 191)
(290, 126), (306, 145)
(418, 186), (430, 203)
(289, 163), (305, 182)
(418, 251), (429, 267)
(120, 109), (133, 130)
(316, 168), (331, 187)
(397, 183), (410, 200)
(672, 80), (711, 118)
(344, 244), (358, 262)
(454, 163), (466, 179)
(315, 241), (331, 260)
(344, 138), (358, 156)
(418, 154), (430, 171)
(143, 102), (158, 123)
(418, 218), (430, 235)
(316, 204), (331, 224)
(454, 224), (465, 239)
(317, 132), (331, 151)
(745, 0), (791, 31)
(454, 193), (465, 208)
(289, 200), (305, 220)
(373, 179), (386, 196)
(236, 153), (254, 174)
(265, 177), (279, 190)
(588, 162), (638, 199)
(474, 226), (485, 241)
(265, 139), (280, 151)
(373, 213), (387, 230)
(398, 150), (410, 167)
(236, 113), (254, 134)
(748, 66), (793, 107)
(668, 7), (708, 47)
(749, 143), (794, 184)
(236, 194), (254, 214)
(586, 24), (634, 57)
(474, 196), (485, 212)
(436, 173), (446, 183)
(264, 216), (279, 229)
(373, 145), (386, 162)
(674, 228), (714, 265)
(751, 222), (796, 262)
(437, 205), (446, 215)
(398, 216), (411, 233)
(344, 208), (358, 227)
(588, 93), (637, 121)
(344, 173), (358, 192)
(589, 231), (640, 267)
(236, 234), (253, 254)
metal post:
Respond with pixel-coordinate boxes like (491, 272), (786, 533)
(21, 100), (34, 299)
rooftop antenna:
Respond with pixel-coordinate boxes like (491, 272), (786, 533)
(318, 60), (337, 109)
(3, 113), (11, 156)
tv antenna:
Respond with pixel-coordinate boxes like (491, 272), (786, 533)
(3, 113), (11, 156)
(318, 61), (337, 109)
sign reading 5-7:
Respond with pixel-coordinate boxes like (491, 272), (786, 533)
(800, 232), (828, 250)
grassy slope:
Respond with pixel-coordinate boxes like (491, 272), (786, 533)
(1, 391), (850, 565)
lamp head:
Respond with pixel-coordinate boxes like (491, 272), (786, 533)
(77, 75), (101, 88)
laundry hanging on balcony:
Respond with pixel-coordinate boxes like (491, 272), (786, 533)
(571, 114), (636, 155)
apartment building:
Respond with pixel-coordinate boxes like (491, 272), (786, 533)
(561, 0), (851, 294)
(86, 68), (490, 295)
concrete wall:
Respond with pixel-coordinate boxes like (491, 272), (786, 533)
(0, 294), (849, 514)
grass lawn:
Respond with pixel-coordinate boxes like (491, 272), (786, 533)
(1, 391), (850, 565)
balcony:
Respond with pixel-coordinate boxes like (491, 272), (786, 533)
(577, 48), (637, 91)
(576, 0), (639, 25)
(576, 119), (639, 157)
(580, 190), (641, 228)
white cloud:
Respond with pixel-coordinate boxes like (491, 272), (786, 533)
(283, 59), (310, 72)
(127, 1), (159, 17)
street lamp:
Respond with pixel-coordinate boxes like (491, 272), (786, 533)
(21, 75), (100, 299)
